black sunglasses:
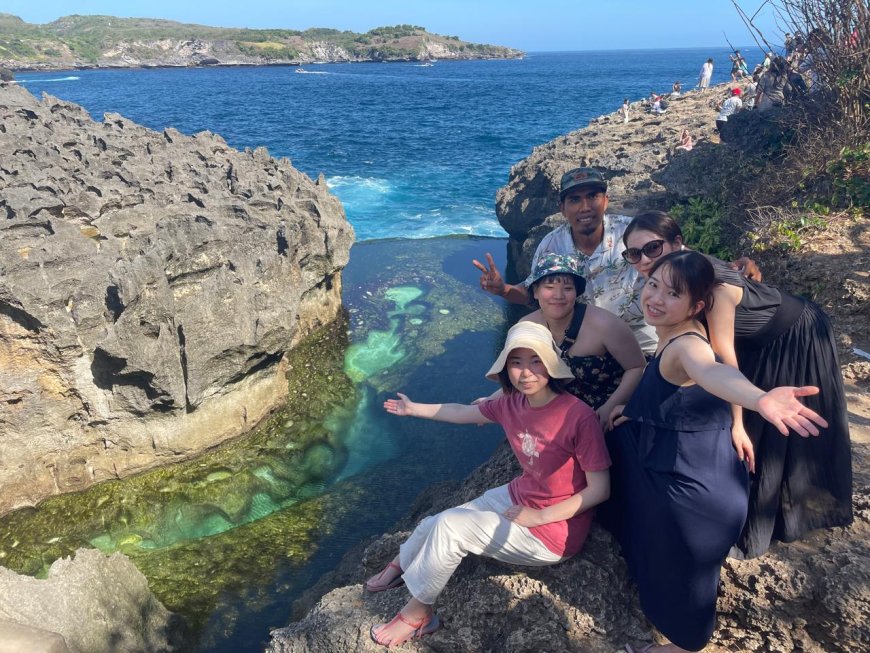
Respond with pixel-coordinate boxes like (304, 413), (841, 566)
(622, 239), (665, 264)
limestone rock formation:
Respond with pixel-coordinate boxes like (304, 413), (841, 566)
(0, 83), (354, 515)
(0, 548), (188, 653)
(494, 89), (727, 281)
(267, 442), (870, 652)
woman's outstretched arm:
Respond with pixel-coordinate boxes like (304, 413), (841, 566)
(384, 392), (493, 425)
(672, 336), (828, 437)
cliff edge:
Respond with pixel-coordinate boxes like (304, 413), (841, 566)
(0, 82), (354, 516)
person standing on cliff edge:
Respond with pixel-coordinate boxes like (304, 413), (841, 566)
(698, 58), (714, 90)
(472, 167), (762, 356)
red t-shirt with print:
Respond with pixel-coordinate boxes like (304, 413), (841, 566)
(479, 391), (610, 557)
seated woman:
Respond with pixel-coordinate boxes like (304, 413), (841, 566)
(520, 252), (645, 426)
(675, 129), (693, 152)
(367, 321), (611, 647)
(605, 250), (827, 653)
(621, 211), (852, 559)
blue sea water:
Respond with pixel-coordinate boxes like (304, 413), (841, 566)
(11, 48), (764, 652)
(18, 48), (760, 241)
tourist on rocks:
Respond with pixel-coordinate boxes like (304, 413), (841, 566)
(367, 321), (611, 647)
(603, 250), (827, 653)
(620, 211), (853, 559)
(474, 168), (657, 356)
(743, 75), (759, 110)
(729, 50), (749, 80)
(671, 80), (682, 96)
(756, 56), (791, 111)
(472, 167), (761, 358)
(715, 88), (743, 142)
(675, 129), (693, 152)
(621, 97), (631, 123)
(697, 58), (714, 90)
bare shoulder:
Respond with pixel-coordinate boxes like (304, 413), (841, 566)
(585, 305), (630, 331)
(519, 310), (546, 325)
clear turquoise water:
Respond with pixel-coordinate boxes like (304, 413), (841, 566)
(8, 49), (763, 651)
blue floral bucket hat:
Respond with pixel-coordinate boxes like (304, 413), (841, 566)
(528, 252), (587, 296)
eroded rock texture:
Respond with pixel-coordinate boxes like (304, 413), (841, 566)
(0, 83), (353, 515)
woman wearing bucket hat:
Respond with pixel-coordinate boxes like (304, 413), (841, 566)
(520, 252), (645, 427)
(367, 321), (611, 647)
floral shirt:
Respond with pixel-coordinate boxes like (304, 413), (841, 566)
(524, 215), (657, 355)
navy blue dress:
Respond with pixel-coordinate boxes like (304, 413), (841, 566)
(603, 333), (749, 651)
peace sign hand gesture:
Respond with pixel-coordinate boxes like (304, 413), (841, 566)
(472, 253), (506, 297)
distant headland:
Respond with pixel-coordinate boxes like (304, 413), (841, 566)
(0, 14), (524, 71)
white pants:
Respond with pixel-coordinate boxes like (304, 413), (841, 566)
(399, 484), (564, 605)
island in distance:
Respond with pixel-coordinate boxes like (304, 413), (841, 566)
(0, 14), (524, 71)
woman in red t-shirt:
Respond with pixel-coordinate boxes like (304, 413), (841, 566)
(367, 321), (611, 648)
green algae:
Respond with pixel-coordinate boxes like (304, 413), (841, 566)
(0, 318), (357, 588)
(0, 237), (509, 643)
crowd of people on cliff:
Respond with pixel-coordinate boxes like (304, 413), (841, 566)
(616, 36), (830, 152)
(364, 166), (853, 651)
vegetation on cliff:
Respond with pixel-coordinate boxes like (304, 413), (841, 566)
(0, 14), (523, 68)
(674, 0), (868, 261)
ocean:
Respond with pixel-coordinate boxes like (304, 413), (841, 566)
(18, 48), (760, 241)
(8, 48), (762, 652)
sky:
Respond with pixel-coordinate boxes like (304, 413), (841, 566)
(1, 1), (786, 51)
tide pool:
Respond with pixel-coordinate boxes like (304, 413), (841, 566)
(0, 237), (516, 652)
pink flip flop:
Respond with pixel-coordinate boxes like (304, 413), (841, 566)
(624, 644), (656, 653)
(370, 612), (441, 647)
(365, 561), (405, 593)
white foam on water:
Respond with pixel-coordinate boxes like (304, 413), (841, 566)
(327, 175), (392, 195)
(17, 76), (80, 83)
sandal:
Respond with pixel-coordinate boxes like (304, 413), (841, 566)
(624, 644), (656, 653)
(370, 612), (441, 647)
(365, 561), (405, 593)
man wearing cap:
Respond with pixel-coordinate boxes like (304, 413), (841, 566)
(473, 167), (761, 357)
(474, 168), (657, 355)
(715, 88), (743, 141)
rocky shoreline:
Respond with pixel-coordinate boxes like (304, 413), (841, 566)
(0, 14), (523, 72)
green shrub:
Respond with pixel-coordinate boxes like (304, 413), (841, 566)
(669, 197), (735, 260)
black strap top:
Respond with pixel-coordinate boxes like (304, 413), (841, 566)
(555, 305), (624, 410)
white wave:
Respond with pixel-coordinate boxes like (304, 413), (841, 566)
(294, 69), (330, 75)
(17, 76), (80, 83)
(327, 175), (391, 194)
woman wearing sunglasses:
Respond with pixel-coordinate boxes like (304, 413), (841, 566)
(620, 210), (852, 559)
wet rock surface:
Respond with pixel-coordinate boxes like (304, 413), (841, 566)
(0, 83), (354, 515)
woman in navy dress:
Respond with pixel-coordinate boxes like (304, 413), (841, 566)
(622, 211), (852, 559)
(605, 251), (827, 652)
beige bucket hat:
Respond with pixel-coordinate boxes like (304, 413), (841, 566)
(485, 321), (573, 382)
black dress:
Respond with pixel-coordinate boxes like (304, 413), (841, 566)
(711, 261), (853, 559)
(603, 333), (749, 651)
(556, 304), (625, 410)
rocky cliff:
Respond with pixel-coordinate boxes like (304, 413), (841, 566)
(494, 89), (731, 282)
(0, 15), (523, 71)
(0, 82), (354, 515)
